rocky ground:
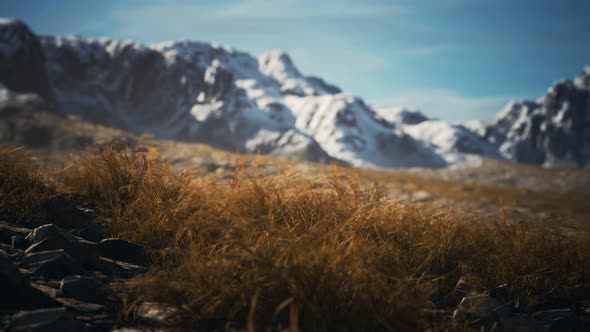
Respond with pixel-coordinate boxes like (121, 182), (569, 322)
(2, 195), (590, 331)
(0, 193), (173, 331)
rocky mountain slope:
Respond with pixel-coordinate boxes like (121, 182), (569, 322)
(376, 67), (590, 168)
(0, 18), (588, 168)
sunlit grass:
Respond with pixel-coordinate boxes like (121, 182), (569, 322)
(2, 143), (589, 331)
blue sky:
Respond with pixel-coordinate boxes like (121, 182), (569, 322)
(2, 0), (589, 120)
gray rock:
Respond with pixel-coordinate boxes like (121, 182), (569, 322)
(71, 223), (106, 243)
(25, 224), (98, 262)
(453, 294), (510, 324)
(43, 194), (90, 227)
(56, 297), (106, 313)
(26, 237), (98, 263)
(135, 301), (178, 324)
(500, 313), (547, 332)
(20, 249), (82, 279)
(87, 257), (147, 278)
(97, 238), (148, 266)
(60, 276), (104, 303)
(26, 224), (77, 244)
(533, 309), (578, 332)
(0, 254), (59, 310)
(0, 222), (31, 244)
(454, 294), (549, 331)
(11, 235), (29, 249)
(8, 307), (84, 332)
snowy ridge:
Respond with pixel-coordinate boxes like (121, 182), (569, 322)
(0, 19), (445, 168)
(1, 18), (589, 168)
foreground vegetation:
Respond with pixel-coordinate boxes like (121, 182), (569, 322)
(1, 144), (589, 330)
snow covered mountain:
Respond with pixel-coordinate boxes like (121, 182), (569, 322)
(0, 18), (446, 168)
(376, 67), (590, 168)
(476, 69), (590, 167)
(1, 18), (588, 168)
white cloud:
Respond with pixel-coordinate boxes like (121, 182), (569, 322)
(374, 89), (517, 122)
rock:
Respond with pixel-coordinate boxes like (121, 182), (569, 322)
(11, 235), (29, 249)
(573, 284), (590, 302)
(0, 242), (24, 258)
(500, 313), (547, 332)
(26, 224), (77, 244)
(135, 302), (177, 325)
(97, 238), (148, 266)
(533, 309), (578, 332)
(56, 297), (106, 313)
(87, 257), (147, 278)
(0, 255), (59, 310)
(489, 284), (511, 303)
(8, 307), (84, 332)
(20, 249), (82, 279)
(453, 294), (510, 325)
(43, 194), (89, 227)
(0, 222), (31, 244)
(411, 191), (433, 202)
(60, 276), (104, 303)
(71, 223), (106, 243)
(25, 224), (98, 262)
(453, 294), (510, 324)
(454, 294), (550, 331)
(26, 237), (98, 263)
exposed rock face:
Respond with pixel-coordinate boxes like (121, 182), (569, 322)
(479, 68), (590, 167)
(1, 18), (589, 168)
(0, 19), (53, 104)
(0, 19), (445, 168)
(375, 107), (429, 125)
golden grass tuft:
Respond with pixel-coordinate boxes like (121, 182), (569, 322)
(3, 144), (590, 330)
(0, 145), (53, 223)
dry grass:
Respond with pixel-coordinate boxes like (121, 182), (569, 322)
(2, 144), (590, 330)
(0, 145), (53, 223)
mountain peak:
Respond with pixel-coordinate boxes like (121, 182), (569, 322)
(258, 50), (302, 83)
(1, 18), (589, 169)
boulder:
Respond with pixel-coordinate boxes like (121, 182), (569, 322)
(25, 224), (98, 262)
(454, 294), (548, 331)
(26, 237), (97, 263)
(60, 276), (104, 303)
(87, 257), (147, 278)
(26, 224), (76, 244)
(453, 294), (509, 323)
(533, 309), (579, 332)
(20, 249), (82, 279)
(0, 222), (31, 244)
(11, 235), (29, 249)
(97, 238), (149, 266)
(0, 254), (59, 310)
(43, 194), (90, 227)
(8, 307), (83, 332)
(70, 222), (106, 243)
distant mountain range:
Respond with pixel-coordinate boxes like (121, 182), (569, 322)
(1, 18), (589, 168)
